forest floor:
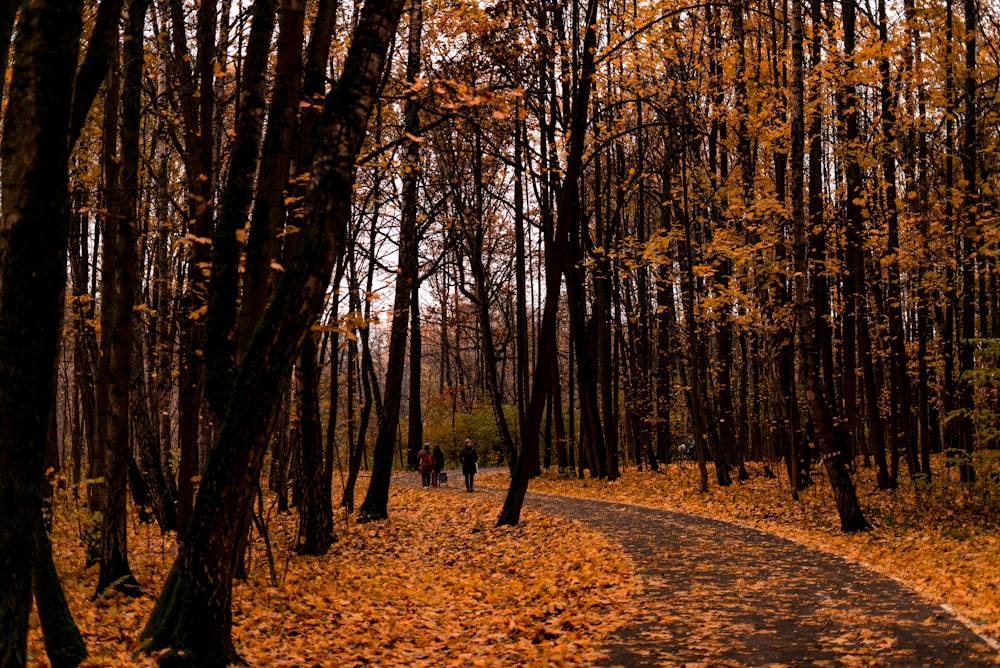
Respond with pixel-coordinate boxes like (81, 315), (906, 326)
(27, 475), (638, 667)
(27, 453), (1000, 666)
(479, 453), (1000, 661)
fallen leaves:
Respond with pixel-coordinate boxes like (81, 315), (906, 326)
(27, 476), (639, 667)
(479, 454), (1000, 649)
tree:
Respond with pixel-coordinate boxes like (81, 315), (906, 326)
(499, 0), (600, 525)
(0, 0), (122, 661)
(94, 0), (152, 597)
(138, 0), (410, 661)
(790, 0), (869, 532)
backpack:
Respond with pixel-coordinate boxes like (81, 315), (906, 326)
(418, 450), (434, 472)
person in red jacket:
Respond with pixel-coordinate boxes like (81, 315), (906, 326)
(417, 443), (435, 489)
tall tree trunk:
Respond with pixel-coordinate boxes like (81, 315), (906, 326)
(173, 0), (219, 536)
(514, 113), (530, 448)
(97, 0), (151, 595)
(499, 0), (599, 525)
(139, 0), (407, 660)
(357, 98), (423, 520)
(0, 1), (88, 662)
(403, 0), (425, 471)
(760, 0), (799, 498)
(204, 0), (280, 418)
(238, 0), (321, 358)
(295, 330), (333, 554)
(905, 0), (933, 477)
(655, 229), (674, 467)
(808, 0), (836, 412)
(676, 173), (711, 493)
(842, 0), (891, 489)
(790, 0), (869, 532)
(342, 217), (383, 512)
(956, 0), (978, 482)
(878, 0), (916, 480)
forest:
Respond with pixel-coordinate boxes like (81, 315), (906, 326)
(2, 0), (1000, 664)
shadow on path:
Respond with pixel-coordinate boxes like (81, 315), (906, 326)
(396, 471), (999, 666)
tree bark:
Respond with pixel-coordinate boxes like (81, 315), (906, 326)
(790, 0), (869, 532)
(139, 0), (408, 660)
(0, 1), (87, 662)
(96, 0), (151, 595)
(956, 0), (978, 482)
(499, 0), (599, 525)
(403, 0), (425, 471)
(171, 0), (218, 537)
(295, 330), (333, 554)
(204, 0), (280, 418)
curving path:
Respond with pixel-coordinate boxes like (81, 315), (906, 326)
(398, 472), (1000, 666)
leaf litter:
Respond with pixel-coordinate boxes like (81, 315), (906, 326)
(480, 454), (1000, 652)
(27, 475), (639, 667)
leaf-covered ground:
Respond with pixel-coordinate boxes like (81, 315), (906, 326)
(27, 478), (639, 666)
(31, 455), (1000, 666)
(480, 455), (1000, 649)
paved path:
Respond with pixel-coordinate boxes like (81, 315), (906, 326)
(397, 472), (1000, 666)
(525, 492), (998, 667)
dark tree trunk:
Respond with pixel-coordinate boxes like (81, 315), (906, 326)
(956, 0), (978, 483)
(514, 114), (530, 449)
(238, 0), (316, 358)
(172, 0), (218, 537)
(551, 343), (568, 470)
(342, 233), (382, 513)
(807, 0), (837, 418)
(573, 250), (610, 479)
(904, 0), (933, 477)
(139, 0), (408, 660)
(131, 347), (178, 532)
(0, 1), (88, 662)
(356, 207), (419, 518)
(499, 0), (598, 525)
(408, 280), (424, 468)
(96, 0), (151, 595)
(323, 273), (343, 496)
(403, 0), (425, 471)
(204, 0), (280, 418)
(356, 13), (424, 519)
(842, 0), (891, 489)
(790, 0), (869, 532)
(68, 195), (97, 493)
(295, 331), (333, 554)
(877, 0), (916, 479)
(34, 520), (87, 667)
(655, 151), (675, 465)
(676, 192), (711, 493)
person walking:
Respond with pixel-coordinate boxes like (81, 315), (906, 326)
(417, 443), (434, 489)
(432, 444), (445, 487)
(459, 438), (478, 492)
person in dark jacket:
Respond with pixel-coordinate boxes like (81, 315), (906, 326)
(432, 444), (445, 487)
(458, 438), (478, 492)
